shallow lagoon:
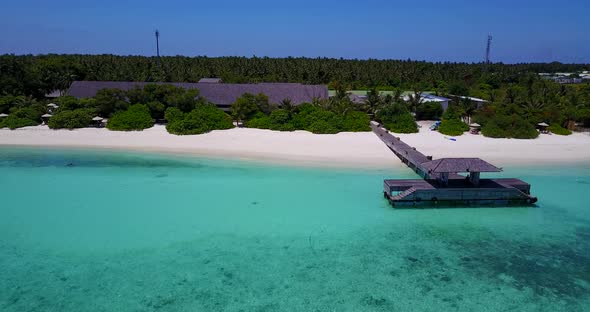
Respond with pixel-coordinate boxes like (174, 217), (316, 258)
(0, 147), (589, 311)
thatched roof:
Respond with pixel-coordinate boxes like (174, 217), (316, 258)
(66, 81), (328, 106)
(422, 158), (501, 173)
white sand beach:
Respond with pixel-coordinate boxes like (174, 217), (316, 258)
(1, 122), (589, 169)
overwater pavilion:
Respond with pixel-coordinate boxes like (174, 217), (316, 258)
(371, 121), (537, 207)
(420, 158), (502, 186)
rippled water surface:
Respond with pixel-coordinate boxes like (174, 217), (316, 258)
(1, 147), (589, 311)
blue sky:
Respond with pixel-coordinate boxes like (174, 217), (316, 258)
(1, 0), (588, 63)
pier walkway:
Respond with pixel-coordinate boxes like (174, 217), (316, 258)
(370, 121), (537, 207)
(370, 121), (462, 180)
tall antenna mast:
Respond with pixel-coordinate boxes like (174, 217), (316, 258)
(155, 29), (161, 67)
(485, 35), (492, 64)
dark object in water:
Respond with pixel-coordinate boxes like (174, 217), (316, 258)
(66, 163), (75, 167)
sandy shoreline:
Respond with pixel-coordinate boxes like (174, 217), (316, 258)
(1, 123), (590, 169)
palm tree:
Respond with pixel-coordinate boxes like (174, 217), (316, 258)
(280, 98), (294, 114)
(406, 89), (423, 115)
(364, 88), (381, 116)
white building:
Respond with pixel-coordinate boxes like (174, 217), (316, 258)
(403, 93), (451, 111)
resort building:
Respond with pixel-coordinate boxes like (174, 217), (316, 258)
(66, 80), (328, 111)
(538, 72), (587, 84)
(450, 95), (489, 109)
(327, 90), (453, 111)
(402, 93), (451, 111)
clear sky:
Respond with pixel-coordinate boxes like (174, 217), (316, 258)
(1, 0), (588, 63)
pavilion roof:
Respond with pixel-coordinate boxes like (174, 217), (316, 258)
(66, 81), (328, 105)
(421, 158), (502, 173)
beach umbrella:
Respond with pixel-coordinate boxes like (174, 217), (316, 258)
(469, 123), (481, 127)
(41, 113), (52, 118)
(92, 116), (104, 121)
(538, 122), (549, 127)
(47, 103), (59, 108)
(0, 113), (8, 118)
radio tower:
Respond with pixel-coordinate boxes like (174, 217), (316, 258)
(485, 35), (492, 64)
(155, 30), (161, 66)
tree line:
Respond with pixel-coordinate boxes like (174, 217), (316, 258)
(1, 54), (588, 96)
(1, 54), (589, 138)
(0, 84), (371, 135)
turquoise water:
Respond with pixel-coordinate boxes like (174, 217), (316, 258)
(0, 147), (589, 311)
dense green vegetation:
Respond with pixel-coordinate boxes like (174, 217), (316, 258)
(437, 105), (469, 136)
(48, 108), (94, 129)
(0, 103), (44, 129)
(548, 124), (572, 135)
(233, 93), (370, 134)
(106, 104), (154, 131)
(166, 105), (233, 135)
(415, 102), (443, 120)
(479, 114), (539, 139)
(376, 102), (418, 133)
(2, 54), (588, 95)
(1, 54), (589, 137)
(0, 114), (39, 129)
(438, 119), (469, 136)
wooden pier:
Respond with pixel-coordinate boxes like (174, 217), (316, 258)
(371, 121), (537, 207)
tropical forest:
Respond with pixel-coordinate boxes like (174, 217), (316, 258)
(1, 54), (589, 137)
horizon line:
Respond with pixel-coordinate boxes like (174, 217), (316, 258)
(1, 52), (590, 66)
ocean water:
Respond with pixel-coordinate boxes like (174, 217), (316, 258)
(0, 147), (589, 312)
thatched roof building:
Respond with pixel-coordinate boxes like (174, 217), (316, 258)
(422, 158), (502, 174)
(66, 81), (328, 111)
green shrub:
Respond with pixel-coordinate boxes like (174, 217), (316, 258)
(308, 120), (339, 134)
(548, 124), (572, 135)
(342, 111), (370, 132)
(55, 96), (84, 111)
(146, 101), (166, 119)
(0, 106), (44, 129)
(269, 122), (295, 131)
(377, 103), (419, 133)
(230, 93), (268, 122)
(106, 104), (154, 131)
(246, 116), (272, 129)
(416, 102), (443, 120)
(382, 113), (419, 133)
(241, 102), (370, 134)
(164, 107), (185, 123)
(11, 105), (45, 121)
(266, 109), (295, 131)
(438, 119), (468, 136)
(0, 115), (38, 129)
(481, 114), (539, 139)
(167, 104), (233, 135)
(269, 109), (290, 125)
(0, 95), (18, 114)
(48, 109), (94, 129)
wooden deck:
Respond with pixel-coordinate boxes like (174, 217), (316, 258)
(372, 121), (537, 207)
(371, 121), (461, 179)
